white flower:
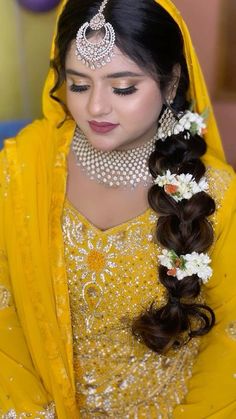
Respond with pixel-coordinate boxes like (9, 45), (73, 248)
(157, 109), (208, 141)
(176, 111), (207, 137)
(158, 248), (173, 269)
(184, 252), (212, 283)
(158, 249), (212, 283)
(154, 170), (209, 202)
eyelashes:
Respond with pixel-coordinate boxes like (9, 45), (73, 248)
(113, 85), (138, 96)
(69, 84), (138, 96)
(70, 84), (88, 93)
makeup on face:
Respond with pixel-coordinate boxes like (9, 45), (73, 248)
(65, 43), (163, 151)
(66, 68), (144, 101)
(88, 121), (120, 133)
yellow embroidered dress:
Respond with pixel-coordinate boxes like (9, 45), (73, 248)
(62, 198), (199, 417)
(0, 0), (236, 418)
(61, 166), (236, 418)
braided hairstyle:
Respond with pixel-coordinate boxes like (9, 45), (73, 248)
(52, 0), (216, 353)
(132, 120), (216, 353)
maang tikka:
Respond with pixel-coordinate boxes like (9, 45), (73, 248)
(75, 0), (115, 70)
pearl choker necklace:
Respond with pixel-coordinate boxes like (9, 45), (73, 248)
(72, 126), (158, 189)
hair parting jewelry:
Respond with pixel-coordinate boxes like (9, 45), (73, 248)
(75, 0), (115, 69)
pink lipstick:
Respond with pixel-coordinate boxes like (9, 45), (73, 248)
(89, 120), (119, 134)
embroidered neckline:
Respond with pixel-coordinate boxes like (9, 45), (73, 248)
(64, 197), (153, 235)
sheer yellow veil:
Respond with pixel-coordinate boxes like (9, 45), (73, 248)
(43, 0), (226, 164)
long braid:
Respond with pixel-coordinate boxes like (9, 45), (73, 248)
(132, 116), (216, 354)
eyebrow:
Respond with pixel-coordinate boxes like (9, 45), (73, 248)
(65, 69), (145, 79)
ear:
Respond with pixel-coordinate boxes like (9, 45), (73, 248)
(166, 63), (181, 104)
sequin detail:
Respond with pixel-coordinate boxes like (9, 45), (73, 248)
(0, 153), (11, 199)
(206, 167), (233, 210)
(0, 285), (11, 310)
(0, 251), (11, 309)
(1, 402), (56, 418)
(62, 200), (200, 417)
(225, 321), (236, 341)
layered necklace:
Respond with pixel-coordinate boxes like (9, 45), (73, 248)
(72, 126), (158, 189)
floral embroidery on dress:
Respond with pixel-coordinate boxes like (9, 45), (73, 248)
(71, 236), (117, 282)
(61, 166), (233, 417)
(62, 200), (200, 418)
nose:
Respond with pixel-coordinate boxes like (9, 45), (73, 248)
(87, 85), (112, 117)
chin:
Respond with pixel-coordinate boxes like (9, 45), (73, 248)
(89, 138), (120, 153)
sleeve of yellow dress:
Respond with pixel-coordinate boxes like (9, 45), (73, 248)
(0, 150), (55, 418)
(174, 171), (236, 419)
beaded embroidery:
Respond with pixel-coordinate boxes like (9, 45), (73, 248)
(0, 251), (11, 310)
(206, 167), (233, 210)
(0, 285), (11, 310)
(0, 153), (11, 199)
(226, 321), (236, 341)
(61, 166), (233, 417)
(62, 200), (200, 417)
(0, 402), (56, 419)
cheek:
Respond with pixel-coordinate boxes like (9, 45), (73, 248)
(120, 87), (163, 122)
(66, 92), (85, 118)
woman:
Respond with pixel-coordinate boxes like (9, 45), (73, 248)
(0, 0), (236, 417)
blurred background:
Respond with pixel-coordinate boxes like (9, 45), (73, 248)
(0, 0), (236, 167)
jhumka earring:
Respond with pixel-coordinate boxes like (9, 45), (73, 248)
(75, 0), (115, 70)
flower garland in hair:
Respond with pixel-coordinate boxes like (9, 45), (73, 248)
(156, 108), (212, 285)
(173, 110), (208, 137)
(157, 108), (208, 141)
(158, 249), (212, 283)
(154, 170), (209, 202)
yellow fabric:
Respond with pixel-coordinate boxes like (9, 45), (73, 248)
(61, 180), (233, 418)
(0, 0), (236, 418)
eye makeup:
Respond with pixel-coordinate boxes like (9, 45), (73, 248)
(69, 84), (89, 93)
(69, 83), (138, 96)
(113, 85), (138, 95)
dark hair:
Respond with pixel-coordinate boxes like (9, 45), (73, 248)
(52, 0), (215, 354)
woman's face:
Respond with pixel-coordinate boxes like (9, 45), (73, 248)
(65, 41), (164, 152)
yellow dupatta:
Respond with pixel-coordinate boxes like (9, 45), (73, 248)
(0, 1), (236, 418)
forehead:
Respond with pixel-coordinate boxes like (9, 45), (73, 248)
(65, 41), (147, 78)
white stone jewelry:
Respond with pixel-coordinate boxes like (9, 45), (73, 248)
(72, 126), (158, 189)
(75, 0), (115, 70)
(157, 107), (178, 141)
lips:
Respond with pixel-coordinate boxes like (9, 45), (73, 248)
(89, 120), (119, 127)
(88, 120), (120, 134)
